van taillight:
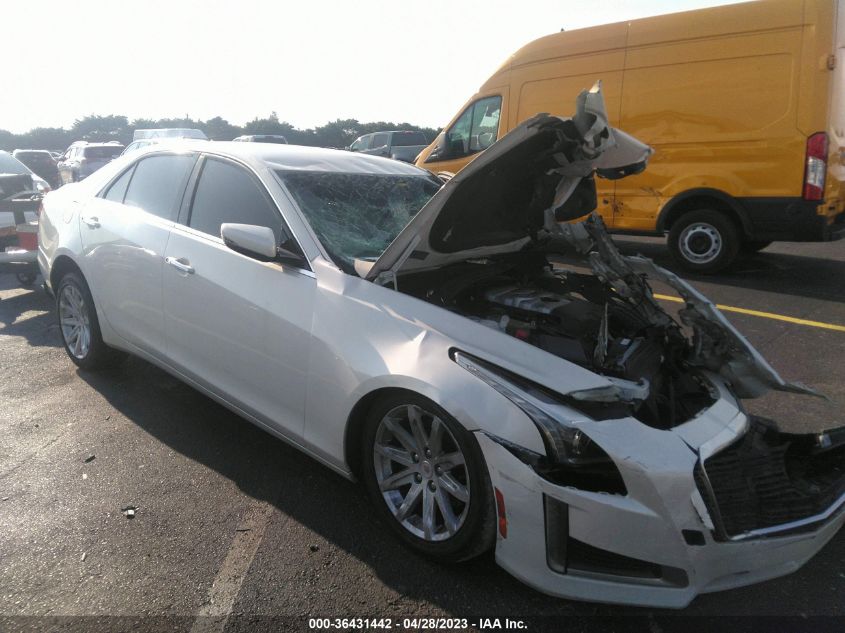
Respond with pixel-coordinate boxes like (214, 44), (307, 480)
(803, 132), (828, 201)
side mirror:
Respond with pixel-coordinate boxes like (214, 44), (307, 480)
(221, 223), (308, 268)
(426, 133), (450, 162)
(222, 223), (276, 258)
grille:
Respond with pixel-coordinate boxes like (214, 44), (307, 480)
(696, 418), (845, 539)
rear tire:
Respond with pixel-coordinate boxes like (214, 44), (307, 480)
(668, 209), (740, 273)
(56, 271), (125, 370)
(361, 392), (496, 563)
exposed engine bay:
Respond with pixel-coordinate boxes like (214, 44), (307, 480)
(399, 243), (715, 429)
(370, 83), (820, 428)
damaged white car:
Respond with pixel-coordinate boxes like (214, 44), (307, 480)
(38, 85), (844, 608)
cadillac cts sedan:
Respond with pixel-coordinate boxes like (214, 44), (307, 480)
(38, 87), (844, 608)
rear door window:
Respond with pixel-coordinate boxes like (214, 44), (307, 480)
(84, 146), (124, 161)
(123, 154), (196, 220)
(391, 131), (427, 146)
(103, 166), (135, 203)
(371, 133), (389, 149)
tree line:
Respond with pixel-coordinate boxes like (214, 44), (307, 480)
(0, 113), (440, 152)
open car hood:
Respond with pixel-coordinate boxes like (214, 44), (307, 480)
(367, 83), (820, 401)
(365, 83), (652, 283)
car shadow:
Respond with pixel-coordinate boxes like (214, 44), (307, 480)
(76, 357), (843, 621)
(612, 238), (845, 305)
(0, 275), (60, 348)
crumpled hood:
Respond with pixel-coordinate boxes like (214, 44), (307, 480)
(368, 83), (821, 402)
(366, 83), (653, 284)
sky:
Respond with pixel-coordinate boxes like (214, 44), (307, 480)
(3, 0), (748, 134)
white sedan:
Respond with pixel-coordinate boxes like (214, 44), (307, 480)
(38, 87), (844, 608)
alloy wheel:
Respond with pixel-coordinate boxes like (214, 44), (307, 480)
(58, 283), (91, 360)
(373, 404), (470, 542)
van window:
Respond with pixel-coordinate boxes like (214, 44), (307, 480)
(430, 96), (502, 162)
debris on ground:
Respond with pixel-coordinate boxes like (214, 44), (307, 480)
(84, 455), (95, 463)
(309, 544), (319, 552)
(80, 552), (87, 562)
(121, 505), (137, 519)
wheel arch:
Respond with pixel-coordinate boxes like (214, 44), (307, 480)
(343, 386), (426, 481)
(657, 188), (751, 236)
(49, 254), (84, 291)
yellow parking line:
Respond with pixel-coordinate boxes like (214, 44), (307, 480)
(652, 293), (845, 333)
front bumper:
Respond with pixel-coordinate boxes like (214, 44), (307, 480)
(477, 412), (845, 608)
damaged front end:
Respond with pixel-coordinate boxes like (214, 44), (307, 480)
(369, 83), (824, 427)
(367, 83), (845, 552)
(697, 418), (845, 541)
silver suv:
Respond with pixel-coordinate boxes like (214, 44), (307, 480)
(58, 142), (125, 184)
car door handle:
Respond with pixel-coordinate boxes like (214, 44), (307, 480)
(165, 256), (195, 274)
(81, 215), (100, 228)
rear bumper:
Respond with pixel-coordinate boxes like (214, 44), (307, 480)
(738, 197), (845, 242)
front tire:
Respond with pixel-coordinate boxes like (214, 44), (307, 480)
(361, 392), (496, 563)
(56, 272), (124, 370)
(668, 209), (740, 273)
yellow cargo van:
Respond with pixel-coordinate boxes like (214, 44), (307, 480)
(416, 0), (845, 272)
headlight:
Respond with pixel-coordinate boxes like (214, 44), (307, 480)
(451, 350), (626, 494)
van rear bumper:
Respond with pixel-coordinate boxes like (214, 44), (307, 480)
(738, 197), (845, 242)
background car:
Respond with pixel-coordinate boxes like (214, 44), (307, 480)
(133, 128), (207, 141)
(122, 135), (212, 155)
(349, 130), (429, 162)
(12, 149), (60, 189)
(0, 151), (46, 236)
(57, 141), (125, 184)
(0, 150), (51, 196)
(233, 134), (288, 144)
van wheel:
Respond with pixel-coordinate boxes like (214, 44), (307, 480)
(56, 272), (125, 370)
(741, 240), (772, 254)
(361, 392), (496, 563)
(668, 210), (740, 273)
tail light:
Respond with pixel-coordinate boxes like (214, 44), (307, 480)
(803, 132), (828, 201)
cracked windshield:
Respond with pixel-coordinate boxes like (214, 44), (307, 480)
(277, 171), (441, 271)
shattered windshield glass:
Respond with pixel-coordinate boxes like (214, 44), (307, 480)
(277, 171), (441, 271)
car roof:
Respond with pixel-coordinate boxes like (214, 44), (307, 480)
(140, 141), (429, 176)
(70, 141), (124, 147)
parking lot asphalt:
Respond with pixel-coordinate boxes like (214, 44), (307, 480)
(1, 238), (844, 632)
